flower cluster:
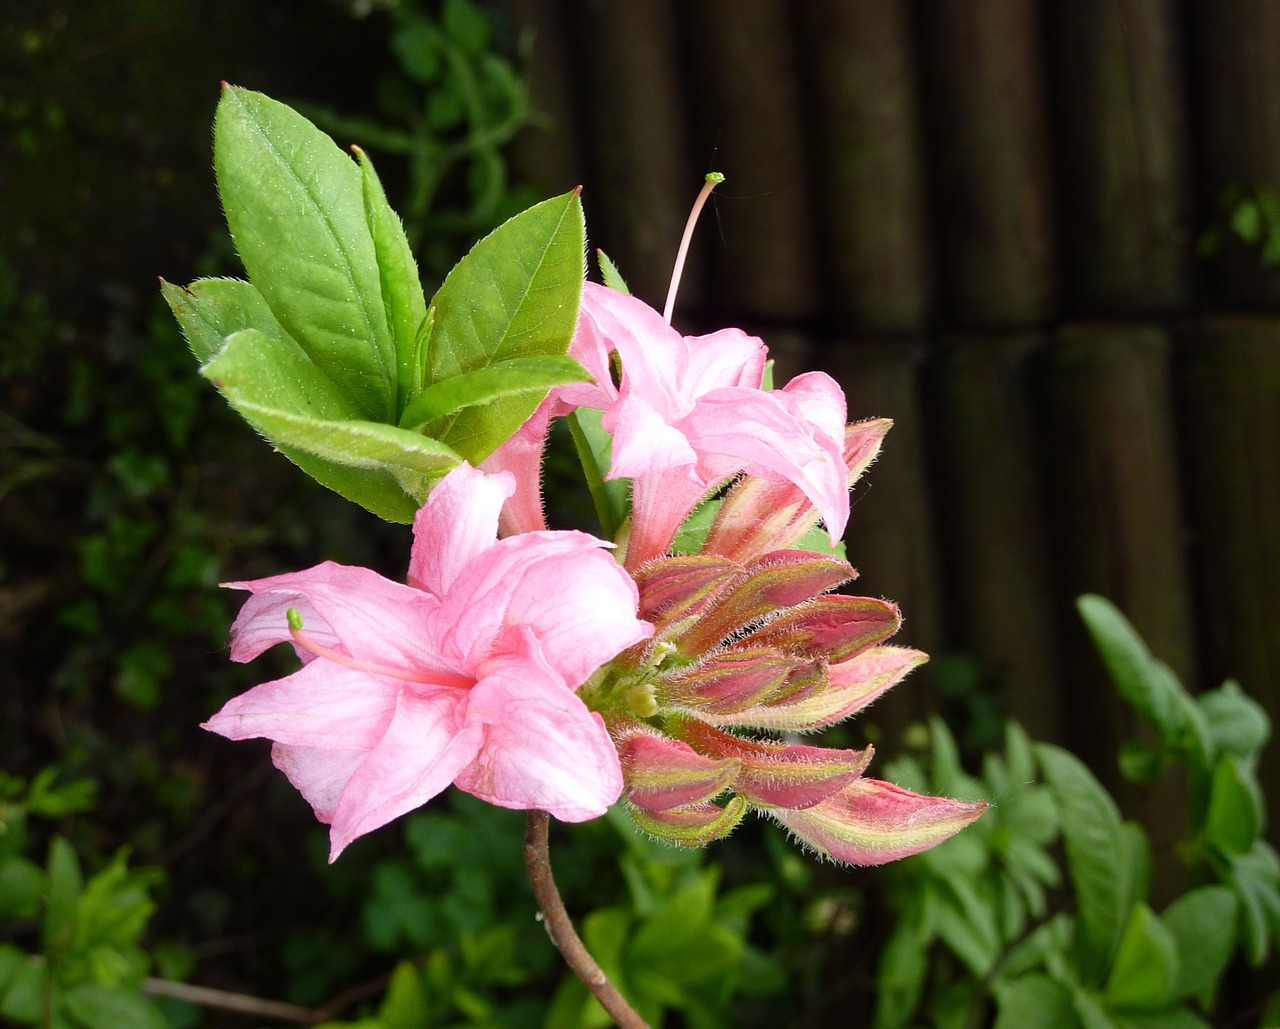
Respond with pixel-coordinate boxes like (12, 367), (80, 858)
(196, 148), (983, 863)
(205, 279), (983, 863)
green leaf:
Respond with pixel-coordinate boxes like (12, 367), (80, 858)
(422, 189), (585, 463)
(1071, 986), (1123, 1029)
(1103, 903), (1178, 1010)
(214, 85), (396, 420)
(1036, 744), (1132, 986)
(0, 856), (44, 920)
(62, 983), (169, 1029)
(1223, 840), (1280, 965)
(1203, 756), (1262, 854)
(161, 277), (283, 365)
(1076, 595), (1209, 768)
(0, 945), (45, 1023)
(596, 250), (631, 294)
(377, 961), (430, 1029)
(1197, 680), (1270, 760)
(399, 355), (591, 430)
(873, 911), (931, 1029)
(43, 837), (82, 953)
(994, 974), (1078, 1029)
(1161, 885), (1236, 1004)
(442, 0), (490, 54)
(355, 147), (428, 415)
(204, 329), (460, 521)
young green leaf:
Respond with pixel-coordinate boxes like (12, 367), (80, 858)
(1036, 744), (1133, 987)
(1161, 885), (1237, 1004)
(354, 146), (428, 415)
(398, 355), (591, 431)
(161, 277), (284, 365)
(993, 974), (1078, 1029)
(1103, 903), (1178, 1011)
(1076, 595), (1209, 768)
(205, 329), (461, 521)
(424, 189), (585, 461)
(42, 837), (82, 953)
(215, 85), (396, 420)
(1204, 756), (1263, 854)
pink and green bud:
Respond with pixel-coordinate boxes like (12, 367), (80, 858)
(702, 646), (928, 732)
(676, 720), (872, 810)
(703, 419), (891, 563)
(632, 554), (740, 634)
(749, 595), (900, 662)
(664, 647), (798, 715)
(771, 778), (987, 865)
(618, 731), (740, 810)
(677, 551), (853, 657)
(625, 795), (749, 847)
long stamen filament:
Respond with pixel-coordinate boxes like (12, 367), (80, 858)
(286, 608), (472, 690)
(663, 172), (725, 325)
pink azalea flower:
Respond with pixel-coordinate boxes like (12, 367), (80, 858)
(583, 282), (850, 566)
(203, 463), (654, 860)
(486, 282), (851, 565)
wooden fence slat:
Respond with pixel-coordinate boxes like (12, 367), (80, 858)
(680, 2), (822, 321)
(499, 0), (586, 196)
(1035, 324), (1196, 849)
(796, 0), (933, 333)
(570, 0), (700, 308)
(1179, 317), (1280, 827)
(1192, 1), (1280, 307)
(927, 334), (1066, 740)
(917, 0), (1057, 327)
(1044, 0), (1193, 315)
(823, 340), (947, 737)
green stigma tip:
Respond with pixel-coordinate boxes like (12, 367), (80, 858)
(705, 171), (725, 184)
(286, 608), (304, 631)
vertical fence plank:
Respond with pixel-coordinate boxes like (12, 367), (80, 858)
(1179, 317), (1280, 826)
(1044, 0), (1193, 315)
(916, 0), (1057, 327)
(927, 335), (1067, 740)
(823, 340), (947, 737)
(681, 2), (822, 321)
(499, 0), (585, 194)
(1035, 325), (1197, 842)
(571, 0), (700, 307)
(1192, 1), (1280, 307)
(796, 0), (933, 333)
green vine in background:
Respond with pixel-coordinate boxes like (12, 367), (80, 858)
(305, 0), (536, 289)
(1198, 184), (1280, 267)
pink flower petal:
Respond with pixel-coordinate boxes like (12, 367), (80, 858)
(226, 562), (440, 670)
(409, 463), (514, 597)
(438, 530), (652, 686)
(202, 662), (399, 748)
(455, 637), (623, 819)
(328, 689), (484, 860)
(271, 742), (367, 825)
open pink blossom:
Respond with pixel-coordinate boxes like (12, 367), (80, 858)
(583, 282), (850, 565)
(203, 463), (654, 860)
(485, 282), (850, 564)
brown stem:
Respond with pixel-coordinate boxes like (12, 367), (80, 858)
(523, 811), (649, 1028)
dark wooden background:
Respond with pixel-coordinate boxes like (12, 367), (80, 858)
(496, 0), (1280, 838)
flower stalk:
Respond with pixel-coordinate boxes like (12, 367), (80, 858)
(523, 811), (649, 1029)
